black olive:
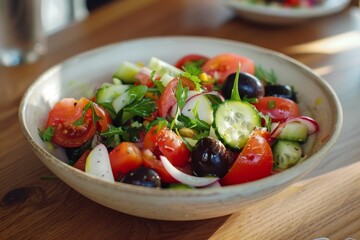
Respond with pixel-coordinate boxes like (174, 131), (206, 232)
(191, 137), (232, 178)
(221, 72), (265, 100)
(265, 84), (297, 102)
(121, 167), (161, 188)
(65, 139), (92, 165)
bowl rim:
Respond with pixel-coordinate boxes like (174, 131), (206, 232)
(18, 35), (343, 198)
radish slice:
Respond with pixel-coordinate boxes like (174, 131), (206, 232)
(159, 156), (219, 187)
(286, 116), (319, 135)
(270, 116), (319, 139)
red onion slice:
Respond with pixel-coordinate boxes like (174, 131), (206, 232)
(286, 116), (320, 135)
(186, 91), (225, 103)
(160, 156), (219, 187)
(270, 116), (320, 139)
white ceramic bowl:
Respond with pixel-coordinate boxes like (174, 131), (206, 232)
(19, 36), (342, 220)
(221, 0), (350, 25)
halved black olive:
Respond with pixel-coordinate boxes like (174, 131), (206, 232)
(221, 72), (265, 100)
(121, 167), (161, 188)
(265, 84), (297, 102)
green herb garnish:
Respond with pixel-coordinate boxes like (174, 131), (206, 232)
(170, 79), (189, 129)
(268, 100), (276, 109)
(255, 65), (278, 85)
(123, 98), (157, 118)
(38, 126), (55, 142)
(73, 101), (102, 126)
(182, 65), (202, 91)
(230, 64), (241, 101)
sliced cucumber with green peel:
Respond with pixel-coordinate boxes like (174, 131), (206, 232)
(148, 57), (183, 77)
(273, 140), (303, 169)
(277, 122), (308, 142)
(112, 61), (141, 83)
(95, 84), (130, 105)
(213, 100), (261, 149)
(112, 85), (148, 114)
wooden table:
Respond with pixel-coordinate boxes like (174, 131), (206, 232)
(1, 0), (360, 239)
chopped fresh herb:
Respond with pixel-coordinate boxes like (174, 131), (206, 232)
(170, 79), (189, 129)
(230, 64), (241, 101)
(38, 126), (55, 142)
(73, 101), (102, 126)
(242, 96), (258, 104)
(255, 65), (278, 85)
(268, 100), (276, 109)
(183, 59), (207, 70)
(182, 65), (202, 91)
(100, 124), (125, 148)
(123, 98), (157, 118)
(145, 117), (169, 131)
(150, 70), (165, 93)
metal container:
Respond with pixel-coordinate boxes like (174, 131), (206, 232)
(0, 0), (46, 66)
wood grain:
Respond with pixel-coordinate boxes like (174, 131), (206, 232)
(1, 0), (360, 239)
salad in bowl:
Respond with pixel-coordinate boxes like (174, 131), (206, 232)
(39, 52), (319, 189)
(20, 37), (341, 220)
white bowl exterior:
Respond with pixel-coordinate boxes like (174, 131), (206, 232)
(19, 36), (342, 220)
(221, 0), (351, 25)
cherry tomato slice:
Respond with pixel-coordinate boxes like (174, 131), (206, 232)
(109, 142), (143, 180)
(46, 98), (111, 148)
(46, 98), (95, 147)
(252, 96), (301, 122)
(157, 76), (196, 117)
(143, 125), (190, 167)
(202, 53), (255, 84)
(175, 54), (209, 69)
(220, 129), (273, 185)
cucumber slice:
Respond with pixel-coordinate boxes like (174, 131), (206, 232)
(273, 140), (302, 169)
(213, 100), (261, 149)
(95, 84), (130, 105)
(112, 85), (148, 114)
(278, 122), (308, 142)
(148, 57), (183, 77)
(113, 61), (141, 83)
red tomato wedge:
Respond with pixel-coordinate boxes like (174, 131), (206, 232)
(109, 142), (143, 180)
(143, 125), (190, 167)
(252, 96), (301, 122)
(46, 97), (111, 147)
(220, 129), (273, 186)
(158, 76), (196, 117)
(175, 54), (209, 69)
(202, 53), (255, 84)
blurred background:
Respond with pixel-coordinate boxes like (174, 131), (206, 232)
(43, 0), (116, 34)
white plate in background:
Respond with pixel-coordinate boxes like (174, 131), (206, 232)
(221, 0), (351, 25)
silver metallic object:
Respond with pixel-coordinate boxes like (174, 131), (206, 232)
(0, 0), (46, 66)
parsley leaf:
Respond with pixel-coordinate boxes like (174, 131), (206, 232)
(123, 98), (157, 118)
(145, 117), (169, 131)
(255, 65), (278, 85)
(100, 124), (125, 148)
(38, 126), (55, 142)
(73, 101), (102, 126)
(182, 65), (202, 91)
